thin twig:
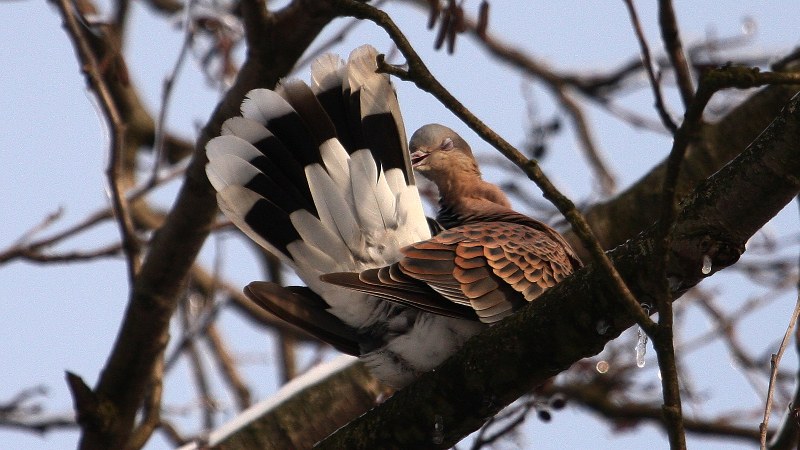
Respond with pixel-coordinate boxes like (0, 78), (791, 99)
(0, 415), (77, 434)
(553, 87), (616, 195)
(767, 325), (800, 450)
(156, 419), (187, 447)
(760, 293), (800, 448)
(458, 3), (618, 194)
(147, 0), (195, 188)
(658, 0), (695, 108)
(0, 386), (77, 434)
(691, 291), (783, 399)
(180, 295), (216, 431)
(54, 0), (141, 283)
(602, 101), (671, 133)
(471, 396), (535, 449)
(205, 324), (252, 410)
(0, 165), (183, 265)
(763, 197), (800, 449)
(623, 0), (678, 133)
(7, 244), (122, 264)
(165, 292), (224, 373)
(12, 208), (64, 247)
(276, 332), (298, 383)
(549, 381), (766, 443)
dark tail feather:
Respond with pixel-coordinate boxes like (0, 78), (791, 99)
(245, 282), (361, 356)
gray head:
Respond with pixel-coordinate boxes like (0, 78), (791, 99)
(408, 124), (477, 180)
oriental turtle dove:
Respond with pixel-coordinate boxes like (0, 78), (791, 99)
(206, 45), (580, 388)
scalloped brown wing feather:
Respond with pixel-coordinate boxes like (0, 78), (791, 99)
(322, 221), (578, 324)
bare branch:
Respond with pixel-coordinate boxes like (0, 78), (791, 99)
(56, 1), (343, 447)
(767, 317), (800, 450)
(551, 382), (764, 443)
(658, 0), (695, 108)
(623, 0), (678, 133)
(147, 0), (195, 188)
(180, 296), (217, 432)
(0, 165), (182, 266)
(53, 0), (141, 282)
(760, 292), (800, 448)
(205, 324), (253, 411)
(0, 387), (76, 435)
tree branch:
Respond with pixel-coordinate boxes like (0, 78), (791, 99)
(623, 0), (678, 133)
(566, 83), (800, 258)
(53, 0), (141, 281)
(315, 92), (800, 448)
(658, 0), (694, 108)
(552, 382), (765, 444)
(61, 1), (342, 448)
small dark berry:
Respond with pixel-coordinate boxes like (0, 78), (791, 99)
(550, 396), (566, 410)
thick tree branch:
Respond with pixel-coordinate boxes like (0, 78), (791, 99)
(316, 93), (800, 448)
(208, 359), (386, 450)
(567, 83), (800, 257)
(64, 1), (342, 448)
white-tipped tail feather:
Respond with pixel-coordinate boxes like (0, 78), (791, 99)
(206, 45), (493, 388)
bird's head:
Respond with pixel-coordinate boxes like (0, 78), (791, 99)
(409, 124), (478, 182)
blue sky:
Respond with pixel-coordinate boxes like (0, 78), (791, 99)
(2, 1), (800, 449)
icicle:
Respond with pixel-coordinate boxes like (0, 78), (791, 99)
(432, 414), (444, 444)
(635, 327), (648, 368)
(635, 303), (650, 368)
(701, 254), (712, 275)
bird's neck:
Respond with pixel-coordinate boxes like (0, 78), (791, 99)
(434, 169), (514, 228)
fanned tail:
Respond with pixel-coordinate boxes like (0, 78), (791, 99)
(205, 45), (430, 328)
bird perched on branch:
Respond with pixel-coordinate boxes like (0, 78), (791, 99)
(206, 45), (581, 388)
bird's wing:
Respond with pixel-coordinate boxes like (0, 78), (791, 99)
(322, 221), (578, 324)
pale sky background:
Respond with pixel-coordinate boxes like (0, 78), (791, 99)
(2, 1), (800, 449)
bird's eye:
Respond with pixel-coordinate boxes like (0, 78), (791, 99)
(440, 138), (454, 151)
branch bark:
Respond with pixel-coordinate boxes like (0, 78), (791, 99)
(209, 359), (385, 450)
(315, 92), (800, 449)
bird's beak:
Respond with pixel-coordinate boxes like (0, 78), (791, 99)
(410, 149), (430, 168)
